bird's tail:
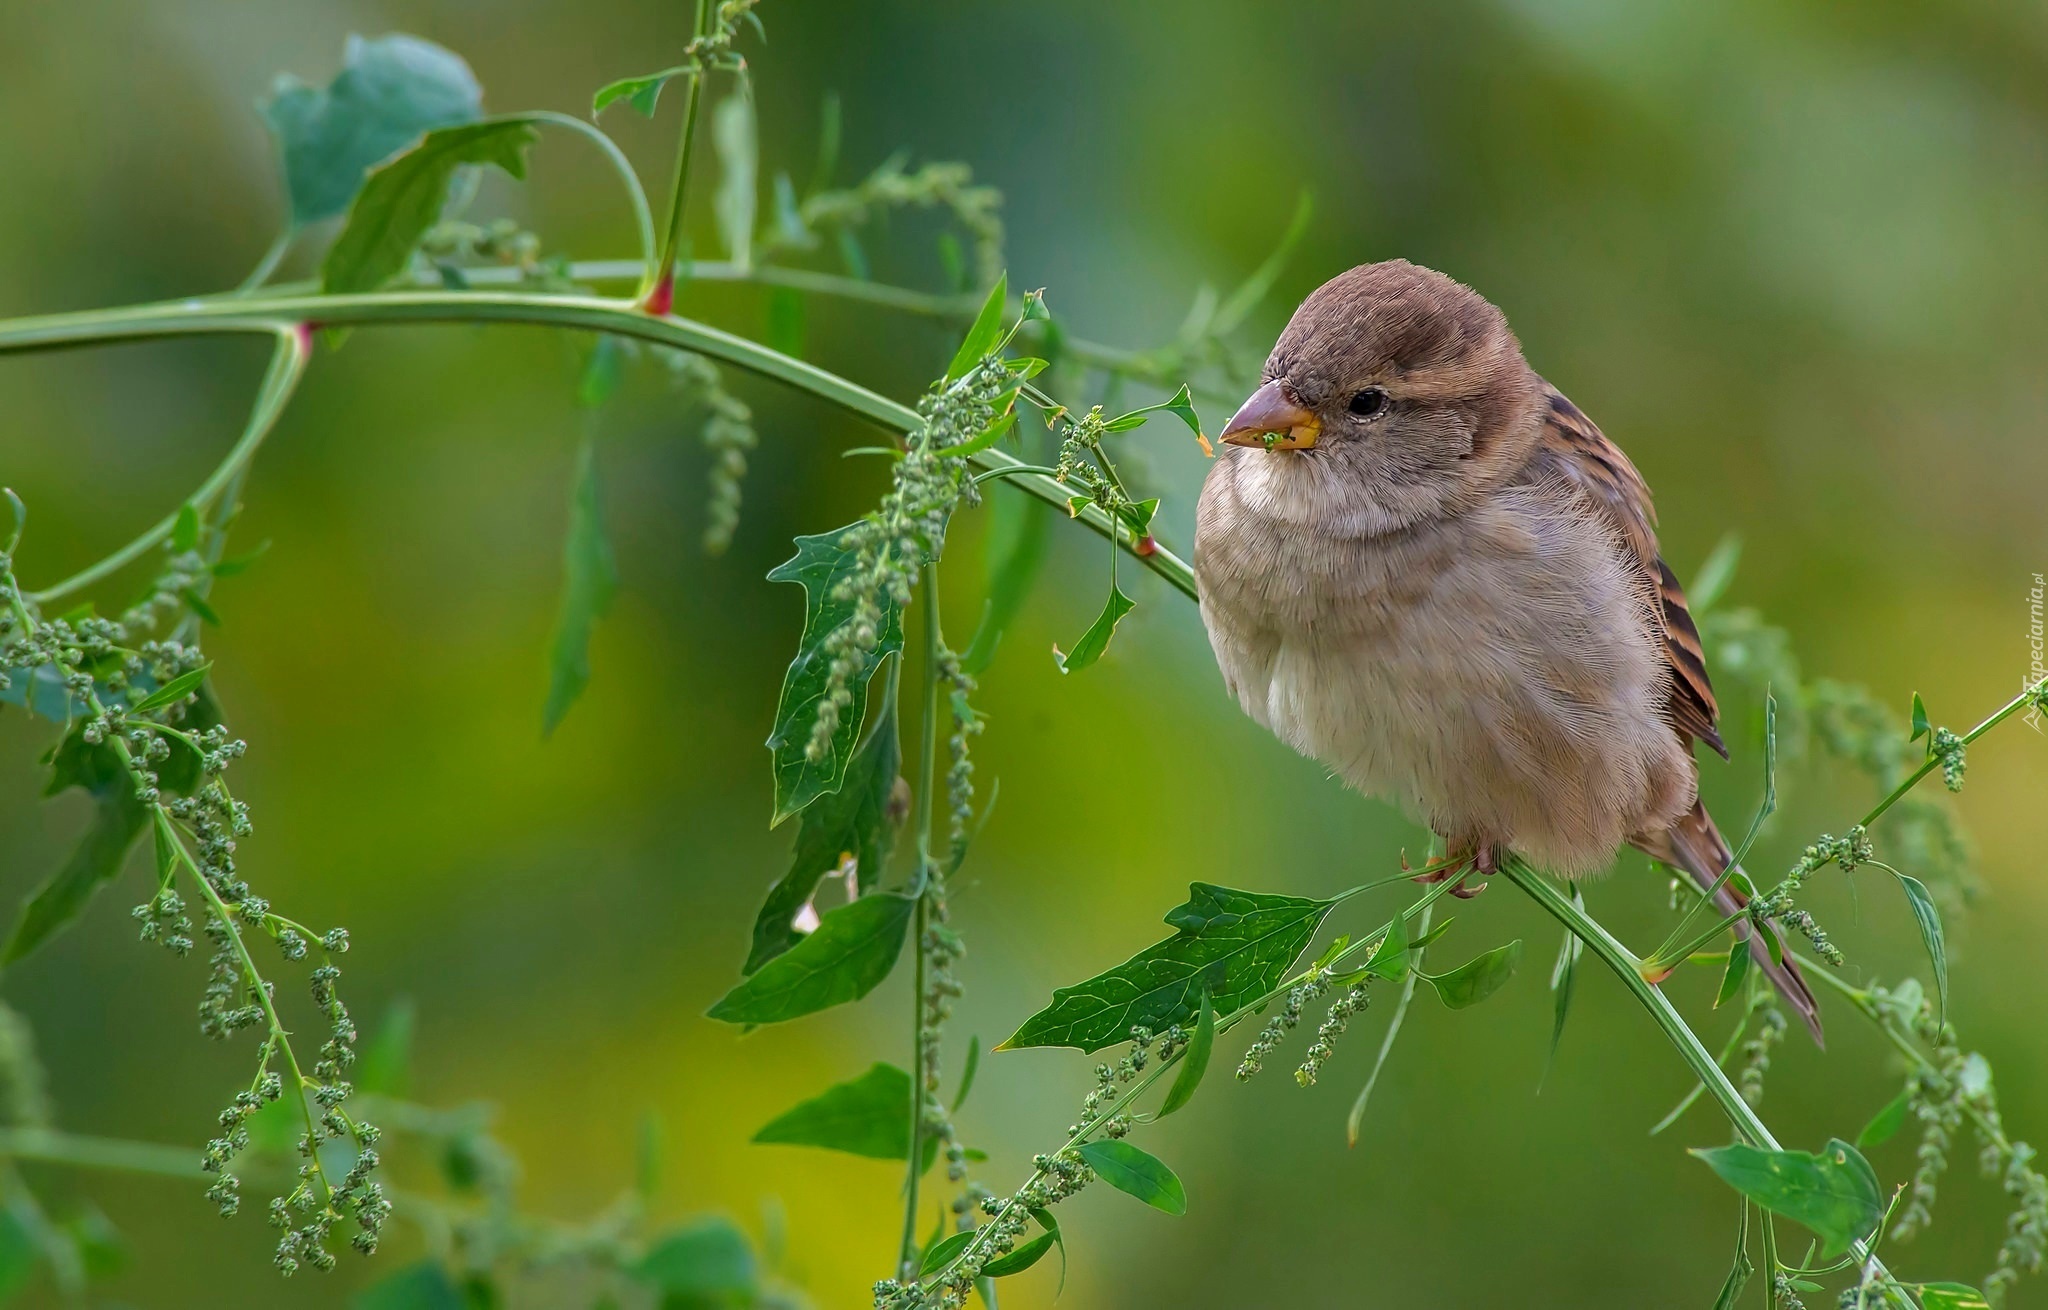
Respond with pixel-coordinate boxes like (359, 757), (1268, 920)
(1641, 799), (1825, 1046)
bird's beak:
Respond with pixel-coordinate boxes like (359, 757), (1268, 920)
(1219, 380), (1320, 450)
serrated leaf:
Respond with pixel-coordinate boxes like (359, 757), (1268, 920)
(1716, 937), (1753, 1009)
(1917, 1283), (1992, 1309)
(1895, 873), (1947, 1022)
(764, 526), (908, 824)
(1424, 940), (1522, 1009)
(264, 33), (483, 227)
(946, 274), (1009, 381)
(542, 438), (617, 736)
(1855, 1088), (1910, 1149)
(1689, 1139), (1882, 1259)
(998, 883), (1336, 1053)
(1077, 1140), (1185, 1215)
(592, 67), (688, 118)
(747, 689), (899, 972)
(172, 503), (200, 553)
(712, 93), (756, 270)
(1910, 692), (1930, 742)
(322, 119), (538, 295)
(707, 893), (915, 1025)
(635, 1218), (759, 1302)
(129, 665), (212, 714)
(1157, 991), (1214, 1117)
(752, 1063), (936, 1170)
(1052, 585), (1132, 674)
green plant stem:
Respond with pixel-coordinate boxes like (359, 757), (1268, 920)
(235, 231), (293, 295)
(28, 322), (307, 605)
(1860, 676), (2046, 827)
(0, 1127), (205, 1179)
(522, 112), (658, 279)
(1502, 858), (1899, 1286)
(648, 0), (713, 304)
(0, 289), (1197, 601)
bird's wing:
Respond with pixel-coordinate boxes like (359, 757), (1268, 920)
(1530, 381), (1726, 758)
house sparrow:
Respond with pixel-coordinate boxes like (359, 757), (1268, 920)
(1192, 259), (1821, 1041)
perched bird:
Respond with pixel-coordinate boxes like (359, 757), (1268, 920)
(1192, 259), (1821, 1041)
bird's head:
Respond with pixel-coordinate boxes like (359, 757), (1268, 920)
(1218, 260), (1545, 532)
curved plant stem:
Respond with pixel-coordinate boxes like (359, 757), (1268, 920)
(522, 112), (658, 280)
(1501, 858), (1899, 1285)
(27, 322), (308, 605)
(647, 0), (713, 307)
(0, 290), (1197, 600)
(235, 231), (294, 295)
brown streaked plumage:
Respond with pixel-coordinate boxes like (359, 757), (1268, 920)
(1193, 259), (1820, 1041)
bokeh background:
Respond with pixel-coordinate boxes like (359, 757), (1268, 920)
(4, 1), (2047, 1305)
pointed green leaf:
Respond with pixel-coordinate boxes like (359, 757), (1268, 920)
(1910, 692), (1931, 742)
(179, 587), (221, 627)
(708, 893), (915, 1025)
(1364, 914), (1409, 982)
(129, 664), (212, 714)
(1715, 937), (1753, 1009)
(1409, 916), (1455, 951)
(712, 93), (756, 270)
(1157, 992), (1214, 1118)
(1917, 1283), (1992, 1310)
(981, 1230), (1056, 1279)
(172, 503), (200, 554)
(752, 1062), (935, 1170)
(542, 438), (617, 736)
(322, 119), (539, 294)
(264, 34), (483, 227)
(1689, 1139), (1882, 1259)
(1855, 1087), (1911, 1150)
(946, 274), (1009, 381)
(920, 1229), (977, 1276)
(1895, 873), (1947, 1022)
(1688, 534), (1743, 616)
(211, 541), (271, 578)
(746, 687), (899, 972)
(1077, 1140), (1185, 1215)
(1103, 385), (1203, 438)
(1710, 1203), (1753, 1310)
(1052, 585), (1133, 674)
(1546, 893), (1584, 1074)
(1424, 940), (1522, 1009)
(3, 782), (147, 967)
(764, 525), (908, 823)
(999, 884), (1336, 1053)
(593, 66), (689, 118)
(951, 1036), (981, 1114)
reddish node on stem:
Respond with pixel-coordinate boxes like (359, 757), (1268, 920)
(1135, 535), (1158, 558)
(642, 272), (675, 317)
(294, 322), (316, 353)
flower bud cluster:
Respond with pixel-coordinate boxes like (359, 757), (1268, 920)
(876, 1150), (1090, 1310)
(1296, 981), (1371, 1087)
(1930, 727), (1968, 792)
(663, 350), (758, 556)
(1737, 997), (1787, 1108)
(1237, 975), (1330, 1082)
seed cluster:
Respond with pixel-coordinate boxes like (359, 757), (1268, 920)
(1737, 997), (1787, 1108)
(764, 158), (1004, 293)
(1296, 982), (1371, 1087)
(1237, 974), (1329, 1082)
(1754, 827), (1869, 968)
(1929, 727), (1968, 793)
(663, 350), (758, 556)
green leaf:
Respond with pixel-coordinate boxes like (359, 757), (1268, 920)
(322, 119), (539, 295)
(713, 94), (756, 271)
(211, 541), (271, 579)
(1546, 891), (1584, 1076)
(1689, 1139), (1882, 1259)
(179, 587), (221, 627)
(951, 1035), (981, 1113)
(1910, 692), (1931, 742)
(1856, 1088), (1911, 1149)
(578, 335), (625, 409)
(981, 1229), (1056, 1279)
(129, 664), (212, 714)
(766, 287), (807, 359)
(1688, 534), (1743, 615)
(746, 687), (900, 972)
(352, 1259), (465, 1310)
(1157, 991), (1215, 1117)
(1409, 916), (1455, 951)
(1103, 385), (1204, 439)
(1917, 1283), (1992, 1310)
(764, 526), (908, 824)
(264, 34), (483, 228)
(1896, 872), (1947, 1022)
(0, 1209), (33, 1303)
(962, 491), (1048, 675)
(998, 883), (1337, 1053)
(707, 893), (915, 1025)
(542, 437), (618, 736)
(592, 66), (688, 118)
(946, 274), (1009, 381)
(1423, 940), (1523, 1009)
(1364, 914), (1409, 982)
(355, 999), (416, 1097)
(171, 503), (200, 553)
(1716, 937), (1753, 1009)
(1052, 585), (1133, 674)
(1077, 1140), (1186, 1215)
(919, 1229), (977, 1276)
(752, 1063), (937, 1171)
(635, 1218), (759, 1302)
(1710, 1203), (1753, 1310)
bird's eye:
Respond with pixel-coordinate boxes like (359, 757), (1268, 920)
(1347, 387), (1389, 418)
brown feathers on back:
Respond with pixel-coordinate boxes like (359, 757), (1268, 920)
(1528, 383), (1726, 759)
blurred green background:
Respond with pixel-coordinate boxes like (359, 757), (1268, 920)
(4, 0), (2047, 1305)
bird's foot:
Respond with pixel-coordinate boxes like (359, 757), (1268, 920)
(1410, 841), (1500, 897)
